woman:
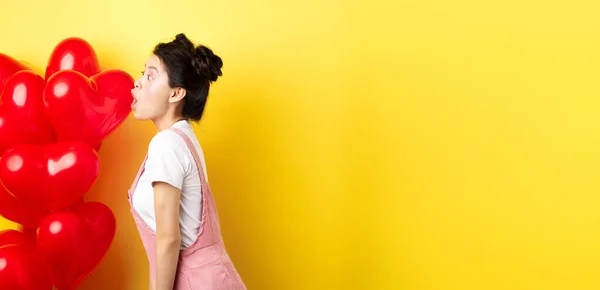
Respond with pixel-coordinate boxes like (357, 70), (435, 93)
(128, 33), (246, 290)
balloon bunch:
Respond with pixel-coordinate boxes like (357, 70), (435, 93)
(0, 37), (134, 289)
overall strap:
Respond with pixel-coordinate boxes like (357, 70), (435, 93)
(169, 128), (207, 185)
(128, 154), (148, 200)
(169, 127), (212, 243)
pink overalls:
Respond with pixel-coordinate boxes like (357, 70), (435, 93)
(128, 128), (246, 289)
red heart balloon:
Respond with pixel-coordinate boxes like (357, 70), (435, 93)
(0, 183), (47, 229)
(0, 70), (55, 155)
(0, 142), (99, 211)
(0, 53), (31, 92)
(43, 69), (134, 147)
(0, 230), (53, 290)
(45, 37), (101, 80)
(36, 202), (116, 290)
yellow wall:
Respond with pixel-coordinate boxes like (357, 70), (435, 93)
(1, 0), (600, 289)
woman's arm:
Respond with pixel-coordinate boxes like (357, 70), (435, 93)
(153, 181), (182, 290)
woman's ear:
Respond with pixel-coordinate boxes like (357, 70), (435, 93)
(169, 87), (186, 103)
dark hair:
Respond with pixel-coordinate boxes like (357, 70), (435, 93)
(153, 33), (223, 121)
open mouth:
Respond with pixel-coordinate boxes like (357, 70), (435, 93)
(131, 97), (137, 110)
(131, 89), (138, 110)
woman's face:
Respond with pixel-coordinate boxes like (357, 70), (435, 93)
(131, 54), (174, 120)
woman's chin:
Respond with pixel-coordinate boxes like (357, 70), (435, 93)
(132, 110), (145, 120)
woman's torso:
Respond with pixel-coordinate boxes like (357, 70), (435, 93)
(131, 120), (208, 248)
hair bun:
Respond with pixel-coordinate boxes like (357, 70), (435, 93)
(195, 46), (223, 82)
(174, 33), (195, 54)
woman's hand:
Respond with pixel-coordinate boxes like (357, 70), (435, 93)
(153, 181), (182, 290)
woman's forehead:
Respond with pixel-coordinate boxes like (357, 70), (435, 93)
(145, 55), (165, 73)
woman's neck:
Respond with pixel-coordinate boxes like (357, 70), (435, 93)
(153, 115), (185, 132)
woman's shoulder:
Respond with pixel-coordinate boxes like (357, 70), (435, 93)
(148, 129), (188, 155)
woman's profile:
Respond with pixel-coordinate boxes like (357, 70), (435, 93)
(128, 33), (246, 290)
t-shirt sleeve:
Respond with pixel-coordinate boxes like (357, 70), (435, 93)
(143, 131), (190, 190)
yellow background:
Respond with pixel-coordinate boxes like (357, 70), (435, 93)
(1, 0), (600, 289)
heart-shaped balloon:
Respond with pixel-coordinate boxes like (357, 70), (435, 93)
(45, 37), (101, 80)
(0, 141), (99, 211)
(0, 183), (47, 229)
(43, 69), (134, 148)
(0, 70), (55, 155)
(0, 53), (31, 92)
(0, 230), (53, 290)
(36, 202), (116, 290)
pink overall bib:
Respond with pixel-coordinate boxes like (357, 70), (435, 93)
(128, 128), (246, 289)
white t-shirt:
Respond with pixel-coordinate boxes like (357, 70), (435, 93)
(132, 120), (207, 248)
